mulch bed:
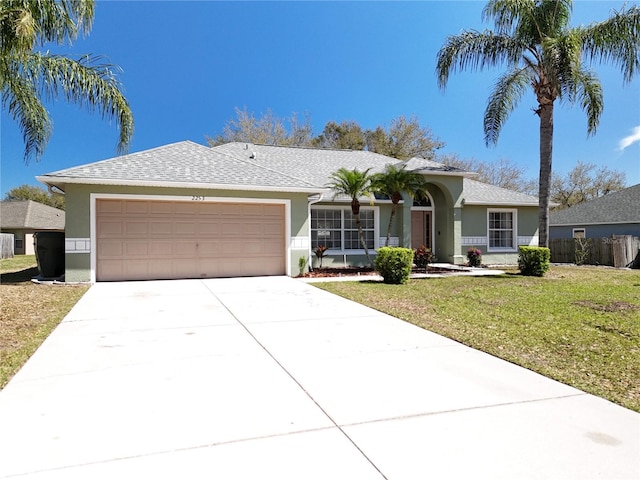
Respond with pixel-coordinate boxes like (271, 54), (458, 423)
(300, 266), (454, 278)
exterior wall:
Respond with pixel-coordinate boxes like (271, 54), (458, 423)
(64, 184), (310, 282)
(461, 205), (539, 265)
(549, 223), (640, 239)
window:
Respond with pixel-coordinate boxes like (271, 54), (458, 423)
(572, 228), (586, 239)
(15, 239), (23, 250)
(488, 209), (516, 251)
(311, 208), (375, 251)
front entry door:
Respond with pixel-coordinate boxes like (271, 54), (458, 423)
(411, 211), (432, 249)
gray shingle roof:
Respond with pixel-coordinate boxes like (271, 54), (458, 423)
(549, 184), (640, 225)
(38, 141), (321, 192)
(37, 140), (542, 207)
(0, 200), (65, 230)
(463, 178), (540, 206)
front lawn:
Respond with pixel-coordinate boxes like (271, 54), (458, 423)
(317, 266), (640, 412)
(0, 255), (89, 389)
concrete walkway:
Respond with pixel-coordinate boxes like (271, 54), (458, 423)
(0, 276), (637, 479)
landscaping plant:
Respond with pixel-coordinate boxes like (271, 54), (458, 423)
(518, 246), (551, 276)
(374, 247), (414, 284)
(466, 247), (482, 267)
(413, 245), (434, 272)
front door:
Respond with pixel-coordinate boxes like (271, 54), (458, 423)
(411, 211), (432, 249)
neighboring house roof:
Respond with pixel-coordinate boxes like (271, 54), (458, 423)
(0, 200), (65, 230)
(549, 184), (640, 226)
(462, 178), (540, 206)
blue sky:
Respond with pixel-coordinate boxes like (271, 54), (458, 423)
(1, 1), (639, 197)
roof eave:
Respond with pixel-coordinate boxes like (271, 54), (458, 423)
(36, 176), (327, 194)
(463, 200), (539, 207)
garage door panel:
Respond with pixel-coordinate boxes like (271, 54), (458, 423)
(97, 200), (285, 281)
(124, 222), (148, 236)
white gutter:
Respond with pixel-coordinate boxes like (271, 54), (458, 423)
(36, 175), (327, 195)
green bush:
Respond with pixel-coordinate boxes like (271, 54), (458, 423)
(374, 247), (414, 284)
(518, 246), (551, 277)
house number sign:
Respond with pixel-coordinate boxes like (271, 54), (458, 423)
(191, 196), (205, 201)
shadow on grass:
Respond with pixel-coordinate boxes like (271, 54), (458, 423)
(0, 267), (39, 285)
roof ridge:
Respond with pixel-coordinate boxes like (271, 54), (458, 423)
(216, 147), (320, 188)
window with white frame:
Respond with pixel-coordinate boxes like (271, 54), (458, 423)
(488, 209), (516, 250)
(311, 208), (375, 251)
(572, 228), (586, 239)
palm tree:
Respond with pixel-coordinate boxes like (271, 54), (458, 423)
(326, 167), (375, 265)
(1, 0), (134, 162)
(436, 0), (640, 247)
(372, 164), (428, 247)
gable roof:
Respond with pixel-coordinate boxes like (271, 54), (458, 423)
(36, 140), (540, 207)
(37, 141), (322, 193)
(0, 200), (65, 230)
(462, 178), (540, 206)
(549, 184), (640, 225)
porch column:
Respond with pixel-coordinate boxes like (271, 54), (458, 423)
(453, 206), (463, 265)
(400, 192), (412, 248)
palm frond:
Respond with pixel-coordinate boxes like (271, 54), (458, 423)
(573, 68), (603, 136)
(19, 52), (134, 153)
(1, 68), (52, 162)
(436, 30), (524, 89)
(484, 67), (531, 146)
(482, 0), (535, 35)
(579, 5), (640, 83)
(326, 167), (374, 203)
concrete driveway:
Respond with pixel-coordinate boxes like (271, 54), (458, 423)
(0, 276), (638, 479)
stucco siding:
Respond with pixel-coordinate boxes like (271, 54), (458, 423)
(64, 184), (310, 282)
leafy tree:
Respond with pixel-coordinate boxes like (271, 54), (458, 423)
(1, 0), (134, 162)
(366, 115), (444, 160)
(436, 0), (640, 247)
(551, 160), (626, 210)
(325, 168), (375, 265)
(372, 164), (428, 246)
(311, 120), (366, 150)
(440, 153), (537, 194)
(4, 184), (64, 210)
(207, 107), (313, 147)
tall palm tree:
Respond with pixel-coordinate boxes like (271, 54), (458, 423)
(436, 0), (640, 247)
(1, 0), (134, 162)
(372, 164), (428, 246)
(326, 167), (375, 265)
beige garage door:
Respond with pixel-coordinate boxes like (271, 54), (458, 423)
(96, 199), (285, 281)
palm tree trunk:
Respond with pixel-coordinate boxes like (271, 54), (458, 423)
(355, 213), (373, 265)
(385, 203), (397, 247)
(538, 101), (554, 248)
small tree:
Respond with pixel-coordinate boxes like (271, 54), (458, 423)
(372, 164), (428, 247)
(325, 168), (375, 265)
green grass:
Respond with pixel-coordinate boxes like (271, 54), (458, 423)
(317, 266), (640, 412)
(0, 255), (89, 389)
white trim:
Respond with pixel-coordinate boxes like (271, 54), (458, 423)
(464, 201), (538, 207)
(517, 235), (539, 246)
(291, 236), (310, 249)
(379, 236), (400, 247)
(487, 208), (518, 252)
(38, 176), (326, 194)
(65, 238), (91, 254)
(89, 193), (291, 283)
(461, 236), (487, 246)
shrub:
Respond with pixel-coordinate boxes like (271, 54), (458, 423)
(297, 256), (308, 276)
(414, 245), (434, 270)
(374, 247), (414, 284)
(518, 246), (551, 277)
(466, 247), (482, 267)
